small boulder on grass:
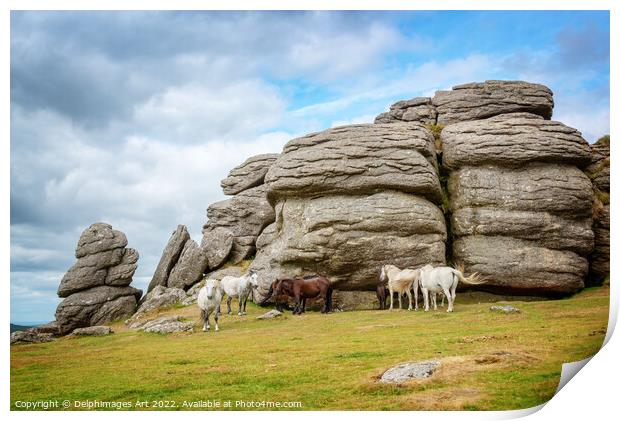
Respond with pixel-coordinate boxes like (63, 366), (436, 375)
(71, 326), (113, 336)
(11, 330), (55, 345)
(130, 316), (193, 334)
(257, 310), (282, 320)
(490, 305), (521, 314)
(380, 360), (440, 384)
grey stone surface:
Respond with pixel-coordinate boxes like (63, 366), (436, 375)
(441, 113), (591, 169)
(55, 286), (142, 335)
(203, 185), (275, 263)
(432, 80), (554, 125)
(75, 222), (127, 258)
(147, 225), (190, 292)
(200, 227), (234, 270)
(128, 286), (188, 325)
(448, 164), (593, 218)
(451, 208), (594, 255)
(265, 123), (442, 204)
(374, 97), (437, 125)
(252, 192), (446, 298)
(590, 204), (610, 279)
(11, 330), (55, 345)
(105, 248), (139, 286)
(490, 305), (521, 314)
(167, 239), (209, 290)
(220, 153), (280, 195)
(453, 236), (588, 295)
(130, 316), (194, 333)
(380, 360), (440, 384)
(257, 309), (283, 319)
(70, 326), (113, 336)
(57, 247), (124, 297)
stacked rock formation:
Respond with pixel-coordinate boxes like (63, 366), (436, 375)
(250, 123), (447, 297)
(441, 113), (594, 295)
(376, 80), (595, 296)
(375, 80), (554, 126)
(585, 136), (610, 283)
(55, 223), (142, 335)
(202, 153), (278, 264)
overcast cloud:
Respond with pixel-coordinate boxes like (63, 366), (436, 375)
(10, 11), (609, 324)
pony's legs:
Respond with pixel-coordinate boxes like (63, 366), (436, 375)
(214, 311), (219, 331)
(302, 298), (307, 313)
(440, 293), (445, 307)
(243, 295), (248, 313)
(237, 294), (243, 316)
(406, 290), (413, 311)
(432, 292), (437, 311)
(413, 279), (419, 311)
(205, 312), (211, 331)
(227, 296), (233, 315)
(398, 292), (402, 310)
(389, 286), (394, 310)
(446, 285), (456, 312)
(423, 288), (430, 311)
(201, 310), (207, 332)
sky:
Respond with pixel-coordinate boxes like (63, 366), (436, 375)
(10, 10), (610, 325)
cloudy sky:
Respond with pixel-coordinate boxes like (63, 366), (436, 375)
(10, 10), (609, 324)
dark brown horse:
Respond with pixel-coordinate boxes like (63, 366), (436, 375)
(376, 283), (400, 310)
(261, 275), (333, 315)
(376, 283), (388, 310)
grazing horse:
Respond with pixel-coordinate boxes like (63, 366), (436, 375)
(197, 279), (223, 332)
(419, 265), (482, 312)
(376, 283), (389, 310)
(380, 265), (419, 311)
(221, 270), (259, 316)
(262, 275), (333, 315)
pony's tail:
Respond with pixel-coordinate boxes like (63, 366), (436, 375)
(454, 267), (485, 285)
(326, 284), (334, 312)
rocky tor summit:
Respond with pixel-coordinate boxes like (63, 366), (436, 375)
(22, 80), (607, 339)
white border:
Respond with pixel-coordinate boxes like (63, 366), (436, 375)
(3, 1), (616, 420)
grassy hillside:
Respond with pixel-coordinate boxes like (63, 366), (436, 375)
(11, 285), (609, 411)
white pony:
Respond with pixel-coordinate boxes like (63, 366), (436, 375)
(380, 264), (419, 311)
(197, 279), (223, 332)
(220, 270), (259, 316)
(419, 265), (482, 312)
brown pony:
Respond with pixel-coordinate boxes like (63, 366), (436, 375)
(376, 283), (388, 310)
(262, 275), (333, 315)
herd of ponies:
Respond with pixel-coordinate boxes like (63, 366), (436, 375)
(196, 264), (482, 332)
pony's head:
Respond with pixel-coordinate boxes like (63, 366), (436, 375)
(248, 270), (259, 289)
(379, 266), (386, 283)
(204, 279), (220, 300)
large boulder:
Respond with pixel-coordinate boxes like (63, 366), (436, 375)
(128, 285), (188, 325)
(586, 138), (610, 192)
(75, 222), (127, 258)
(11, 330), (55, 345)
(220, 153), (280, 195)
(433, 80), (554, 125)
(57, 223), (139, 297)
(265, 124), (442, 204)
(147, 225), (190, 292)
(252, 123), (446, 298)
(585, 136), (610, 283)
(200, 227), (234, 270)
(442, 113), (594, 295)
(441, 113), (591, 168)
(202, 185), (275, 263)
(374, 97), (437, 125)
(54, 223), (142, 335)
(167, 239), (209, 290)
(55, 285), (142, 335)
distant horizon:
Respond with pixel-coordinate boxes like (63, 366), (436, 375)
(10, 10), (610, 323)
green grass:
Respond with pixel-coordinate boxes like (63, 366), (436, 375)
(11, 286), (609, 411)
